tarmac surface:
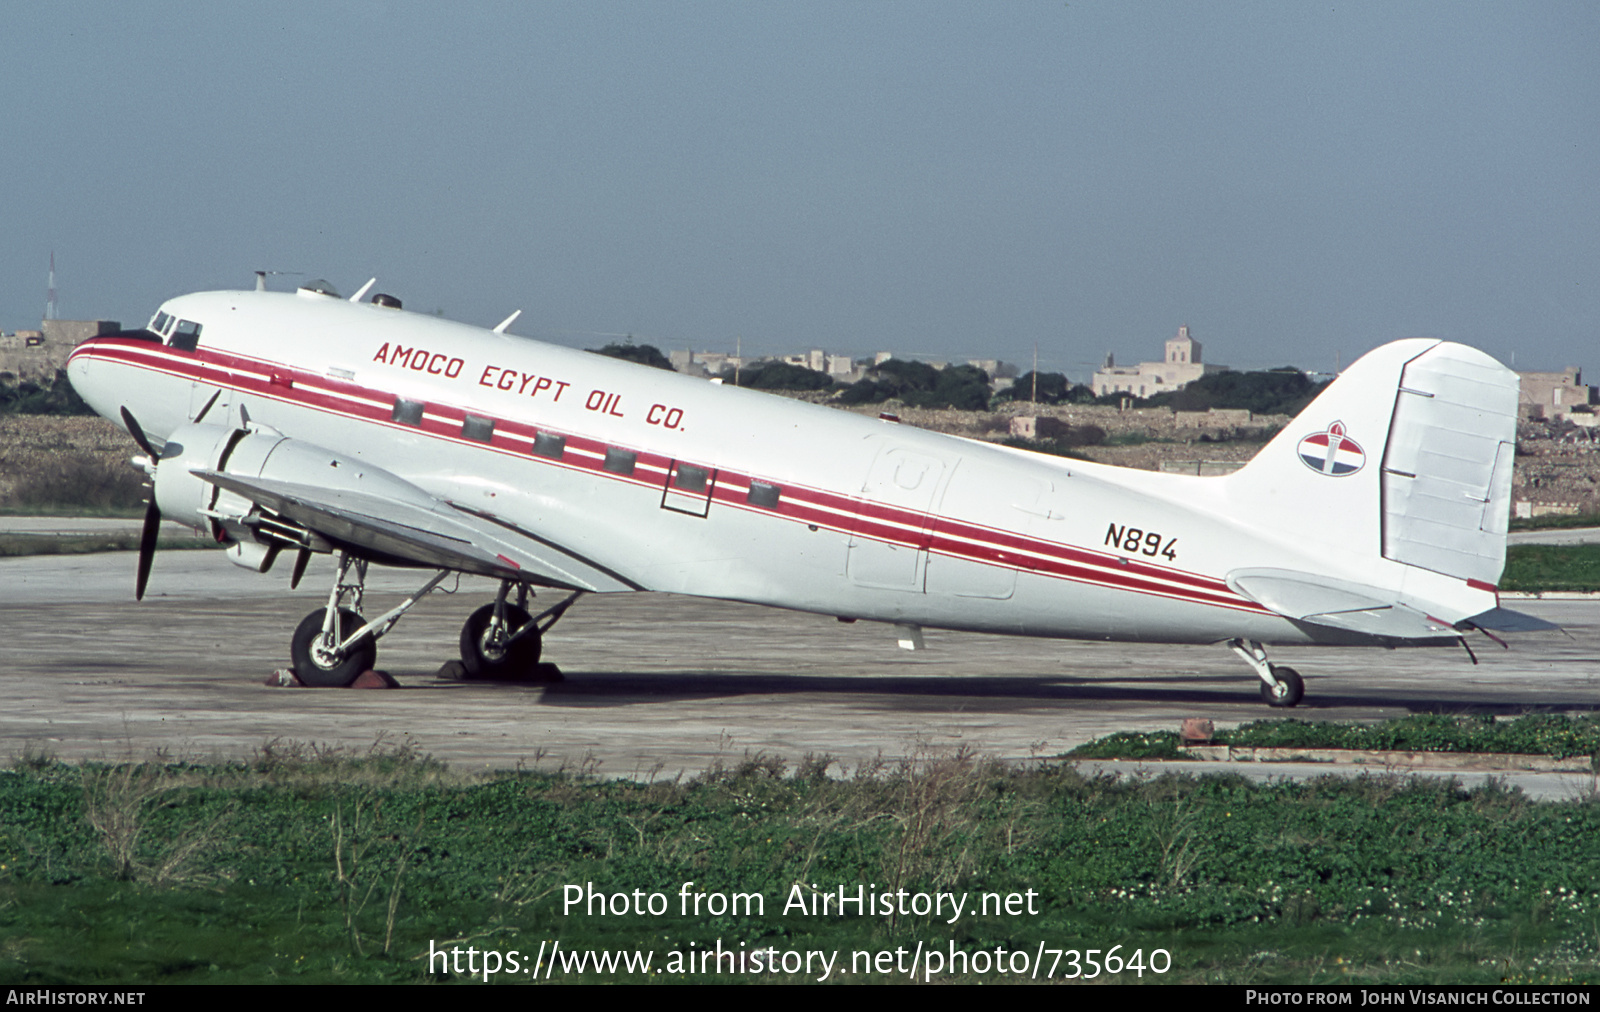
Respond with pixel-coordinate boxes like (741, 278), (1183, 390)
(2, 549), (1597, 796)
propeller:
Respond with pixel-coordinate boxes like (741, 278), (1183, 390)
(135, 494), (161, 601)
(121, 407), (165, 601)
(193, 389), (221, 424)
(120, 406), (163, 460)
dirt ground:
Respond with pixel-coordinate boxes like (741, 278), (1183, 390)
(0, 416), (140, 506)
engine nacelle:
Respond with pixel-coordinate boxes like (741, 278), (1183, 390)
(152, 423), (283, 541)
(151, 422), (437, 567)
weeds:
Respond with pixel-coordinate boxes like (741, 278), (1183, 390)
(79, 763), (229, 886)
(328, 796), (424, 957)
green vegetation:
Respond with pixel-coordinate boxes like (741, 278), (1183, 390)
(1069, 714), (1600, 763)
(1501, 544), (1600, 593)
(1510, 511), (1600, 532)
(0, 532), (217, 557)
(992, 371), (1095, 406)
(724, 360), (835, 392)
(3, 743), (1599, 984)
(0, 370), (94, 416)
(1103, 368), (1329, 416)
(587, 342), (675, 371)
(837, 359), (992, 411)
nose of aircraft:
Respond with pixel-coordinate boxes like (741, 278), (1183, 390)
(64, 339), (118, 419)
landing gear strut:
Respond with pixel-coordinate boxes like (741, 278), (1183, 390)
(458, 582), (580, 681)
(1229, 638), (1306, 708)
(288, 552), (449, 686)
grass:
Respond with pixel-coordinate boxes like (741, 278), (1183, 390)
(0, 505), (145, 518)
(1068, 714), (1600, 763)
(0, 533), (218, 557)
(1501, 544), (1600, 592)
(2, 742), (1599, 984)
(1510, 511), (1600, 532)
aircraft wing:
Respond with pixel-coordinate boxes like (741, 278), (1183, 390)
(192, 469), (641, 593)
(1225, 568), (1555, 643)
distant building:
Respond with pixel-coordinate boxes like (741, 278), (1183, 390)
(1092, 326), (1228, 399)
(1518, 367), (1595, 421)
(669, 349), (747, 378)
(0, 319), (120, 381)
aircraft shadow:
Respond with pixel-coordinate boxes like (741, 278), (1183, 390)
(417, 669), (1600, 715)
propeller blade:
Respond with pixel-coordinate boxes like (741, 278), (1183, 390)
(119, 407), (162, 459)
(258, 542), (283, 574)
(193, 389), (222, 423)
(135, 499), (161, 601)
(290, 548), (312, 590)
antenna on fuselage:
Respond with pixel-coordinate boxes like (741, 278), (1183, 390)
(253, 270), (302, 292)
(492, 310), (522, 334)
(349, 278), (376, 303)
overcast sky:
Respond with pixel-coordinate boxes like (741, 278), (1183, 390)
(3, 2), (1596, 379)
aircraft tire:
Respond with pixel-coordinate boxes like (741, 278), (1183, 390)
(291, 608), (376, 688)
(460, 603), (542, 679)
(1260, 665), (1304, 707)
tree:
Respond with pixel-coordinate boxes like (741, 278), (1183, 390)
(724, 361), (835, 391)
(588, 342), (675, 371)
(993, 371), (1095, 405)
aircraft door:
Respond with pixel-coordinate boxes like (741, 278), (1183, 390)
(661, 460), (718, 518)
(922, 462), (1051, 601)
(846, 445), (948, 590)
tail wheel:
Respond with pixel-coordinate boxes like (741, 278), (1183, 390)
(460, 603), (541, 679)
(291, 608), (376, 687)
(1260, 665), (1305, 707)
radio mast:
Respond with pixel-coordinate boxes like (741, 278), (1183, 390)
(46, 252), (58, 321)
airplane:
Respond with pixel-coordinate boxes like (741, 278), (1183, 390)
(63, 277), (1551, 706)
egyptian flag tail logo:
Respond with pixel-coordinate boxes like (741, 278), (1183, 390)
(1297, 421), (1365, 476)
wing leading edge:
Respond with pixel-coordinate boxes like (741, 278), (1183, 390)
(193, 469), (642, 593)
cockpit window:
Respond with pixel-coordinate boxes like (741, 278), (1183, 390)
(169, 319), (202, 352)
(150, 312), (172, 335)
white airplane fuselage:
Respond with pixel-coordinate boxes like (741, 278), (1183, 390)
(67, 287), (1513, 661)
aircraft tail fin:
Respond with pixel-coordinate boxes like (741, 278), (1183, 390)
(1221, 339), (1519, 588)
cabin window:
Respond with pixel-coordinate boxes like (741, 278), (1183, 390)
(603, 447), (636, 475)
(532, 432), (566, 459)
(169, 320), (201, 352)
(462, 414), (495, 443)
(674, 463), (709, 494)
(391, 397), (424, 426)
(748, 480), (782, 508)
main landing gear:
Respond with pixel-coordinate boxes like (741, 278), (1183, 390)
(287, 552), (580, 686)
(1228, 638), (1305, 708)
(458, 580), (581, 681)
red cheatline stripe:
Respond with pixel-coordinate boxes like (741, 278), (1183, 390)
(76, 338), (1266, 612)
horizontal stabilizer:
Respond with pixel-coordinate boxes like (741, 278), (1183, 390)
(1227, 567), (1456, 643)
(192, 470), (637, 592)
(1463, 607), (1562, 633)
(1296, 603), (1457, 641)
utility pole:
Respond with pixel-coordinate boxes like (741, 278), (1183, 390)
(1031, 341), (1038, 403)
